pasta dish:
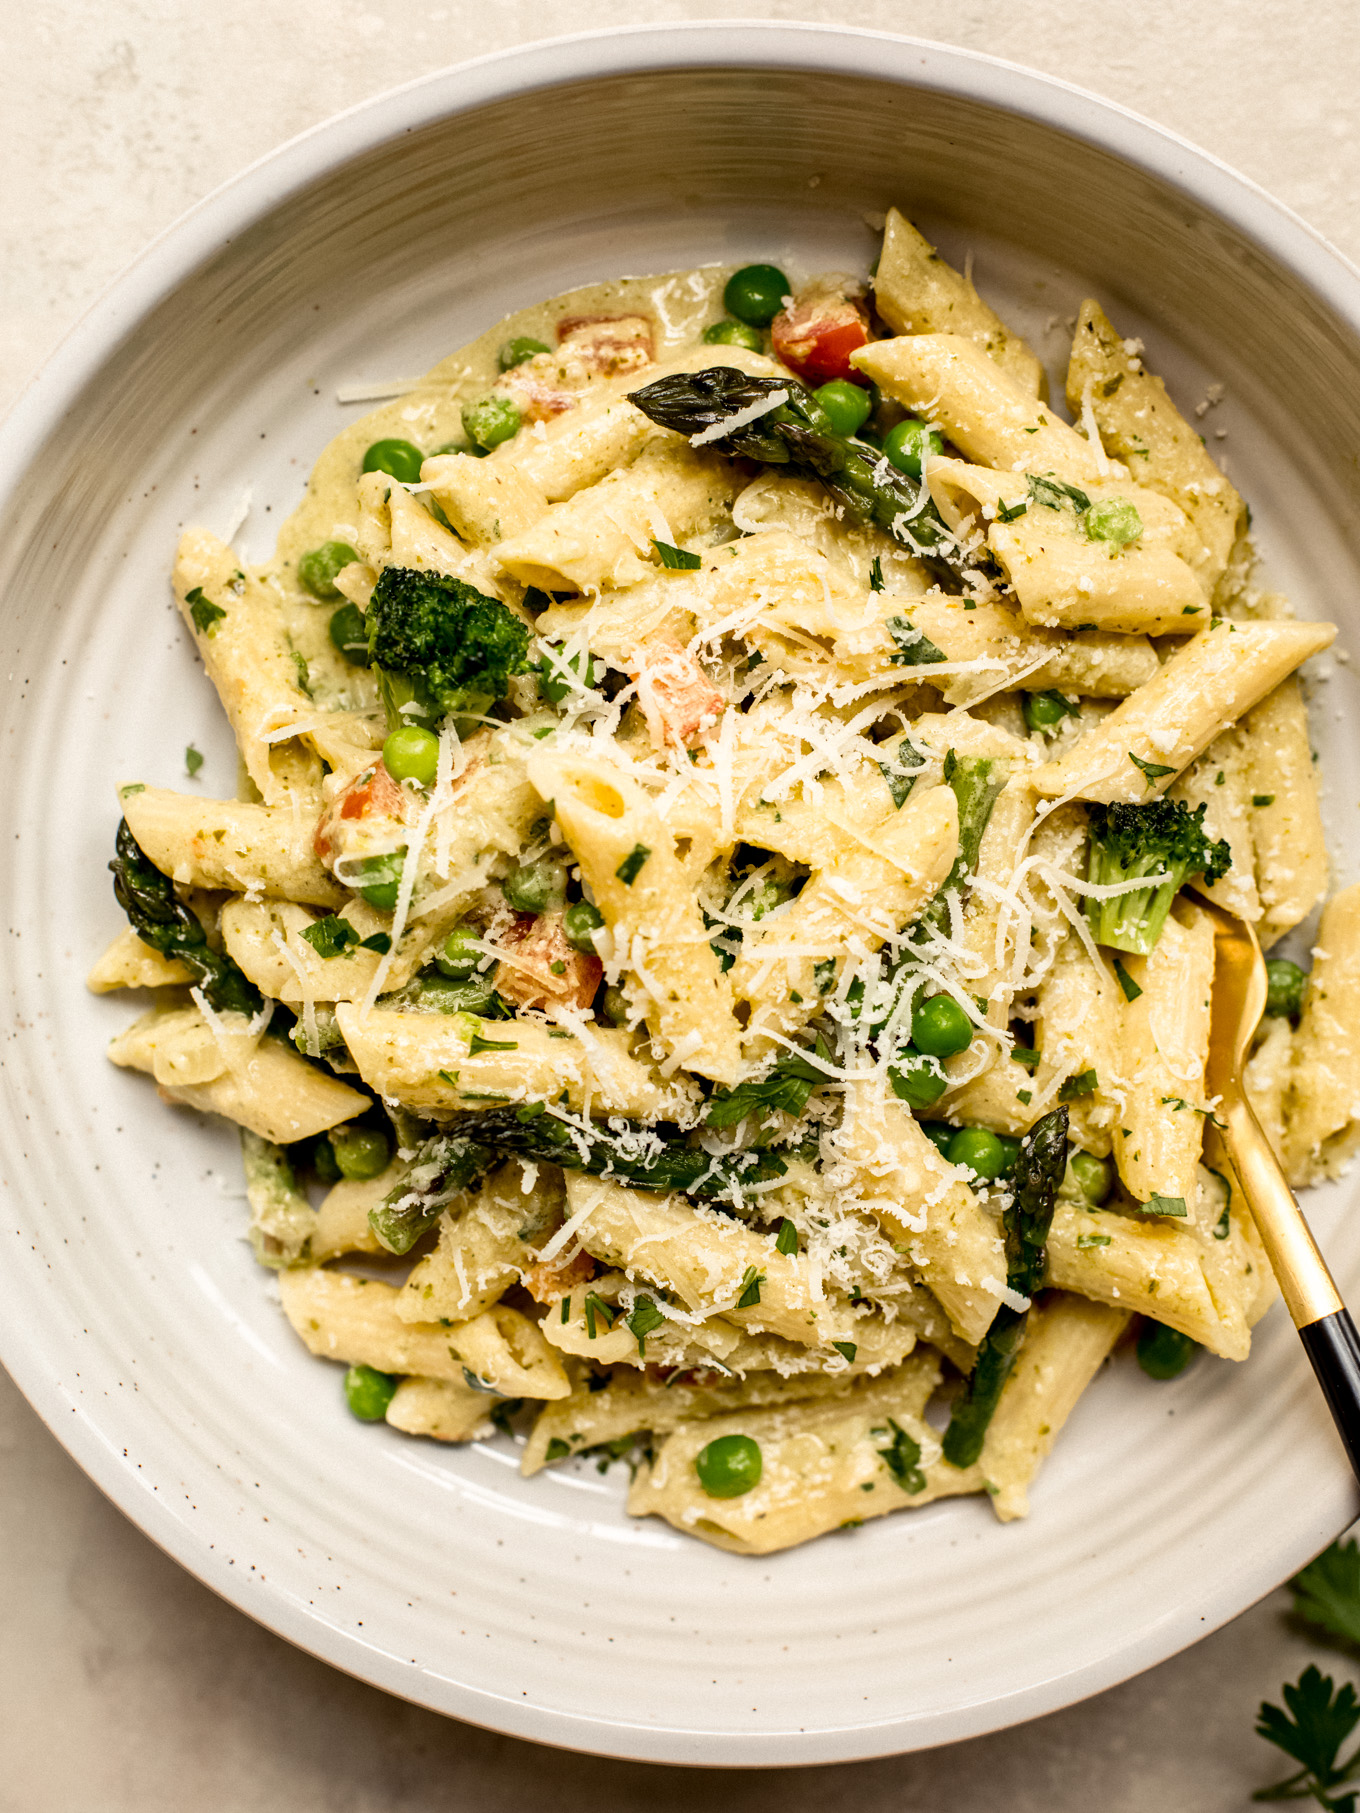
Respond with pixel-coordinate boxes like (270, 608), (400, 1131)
(89, 211), (1358, 1553)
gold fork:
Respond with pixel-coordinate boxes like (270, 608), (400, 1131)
(1203, 903), (1360, 1478)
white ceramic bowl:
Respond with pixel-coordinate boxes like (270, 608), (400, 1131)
(4, 22), (1360, 1766)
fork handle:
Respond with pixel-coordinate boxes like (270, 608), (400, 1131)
(1299, 1310), (1360, 1482)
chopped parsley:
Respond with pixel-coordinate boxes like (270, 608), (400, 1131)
(869, 556), (885, 592)
(1253, 793), (1276, 807)
(185, 586), (226, 636)
(1059, 1069), (1098, 1101)
(874, 1418), (926, 1494)
(185, 743), (204, 777)
(877, 736), (927, 809)
(887, 615), (946, 666)
(1142, 1193), (1188, 1218)
(704, 1043), (829, 1130)
(1076, 1233), (1111, 1249)
(1128, 751), (1177, 787)
(627, 1296), (666, 1354)
(832, 1340), (858, 1363)
(301, 914), (360, 959)
(775, 1218), (799, 1256)
(469, 1031), (518, 1055)
(736, 1266), (764, 1309)
(652, 538), (702, 571)
(615, 843), (651, 885)
(1113, 958), (1143, 1002)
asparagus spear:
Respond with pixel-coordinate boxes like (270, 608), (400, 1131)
(627, 366), (977, 580)
(369, 1108), (795, 1254)
(109, 817), (263, 1018)
(942, 1105), (1069, 1468)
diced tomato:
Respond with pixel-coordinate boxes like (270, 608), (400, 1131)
(632, 640), (726, 750)
(493, 909), (603, 1014)
(771, 292), (871, 386)
(521, 1246), (598, 1304)
(314, 761), (407, 862)
(496, 365), (579, 425)
(556, 314), (655, 377)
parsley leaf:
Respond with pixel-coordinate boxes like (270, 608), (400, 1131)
(877, 737), (927, 809)
(832, 1340), (857, 1362)
(1058, 1068), (1098, 1101)
(704, 1043), (829, 1130)
(1142, 1192), (1187, 1217)
(995, 497), (1028, 523)
(775, 1217), (799, 1256)
(886, 615), (946, 666)
(652, 539), (702, 571)
(185, 586), (226, 636)
(1293, 1541), (1360, 1649)
(1029, 473), (1093, 513)
(874, 1418), (926, 1493)
(1129, 750), (1177, 787)
(869, 555), (885, 593)
(469, 1030), (518, 1056)
(301, 914), (360, 960)
(1113, 958), (1143, 1002)
(615, 843), (651, 885)
(1256, 1665), (1360, 1807)
(185, 743), (204, 778)
(736, 1265), (764, 1308)
(627, 1295), (666, 1354)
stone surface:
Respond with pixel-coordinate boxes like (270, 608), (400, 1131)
(5, 3), (1360, 1806)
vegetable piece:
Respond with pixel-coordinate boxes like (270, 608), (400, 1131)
(771, 291), (871, 385)
(1023, 689), (1079, 736)
(498, 336), (549, 370)
(599, 985), (630, 1027)
(562, 900), (604, 952)
(537, 644), (598, 705)
(435, 925), (481, 979)
(462, 395), (522, 452)
(702, 318), (764, 350)
(300, 914), (359, 959)
(1291, 1538), (1360, 1649)
(695, 1432), (763, 1498)
(704, 1046), (828, 1130)
(382, 726), (440, 786)
(723, 264), (789, 327)
(345, 1363), (399, 1421)
(946, 1126), (1007, 1181)
(813, 378), (873, 436)
(1068, 1151), (1113, 1206)
(1084, 499), (1143, 545)
(919, 1121), (956, 1158)
(109, 818), (263, 1018)
(882, 417), (944, 479)
(329, 602), (371, 667)
(1136, 1320), (1199, 1379)
(912, 994), (974, 1059)
(449, 1106), (792, 1202)
(615, 844), (650, 885)
(652, 538), (702, 571)
(365, 565), (531, 730)
(875, 1418), (926, 1493)
(352, 851), (405, 911)
(299, 540), (360, 599)
(1265, 957), (1307, 1021)
(185, 744), (203, 778)
(362, 439), (424, 484)
(1084, 799), (1232, 955)
(887, 1049), (948, 1110)
(332, 1125), (391, 1181)
(369, 1130), (493, 1254)
(503, 858), (568, 914)
(943, 1106), (1068, 1468)
(626, 366), (974, 579)
(1255, 1665), (1360, 1808)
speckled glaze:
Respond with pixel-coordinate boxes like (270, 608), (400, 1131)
(3, 22), (1360, 1767)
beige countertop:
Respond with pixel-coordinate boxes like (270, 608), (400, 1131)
(5, 4), (1360, 1807)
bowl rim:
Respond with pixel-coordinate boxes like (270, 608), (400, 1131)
(5, 19), (1360, 1764)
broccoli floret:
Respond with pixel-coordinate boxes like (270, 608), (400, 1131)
(366, 566), (530, 730)
(1085, 798), (1231, 955)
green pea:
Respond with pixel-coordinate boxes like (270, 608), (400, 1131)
(362, 439), (424, 484)
(563, 900), (604, 952)
(498, 336), (550, 371)
(702, 318), (765, 351)
(912, 994), (974, 1059)
(1136, 1320), (1199, 1380)
(723, 264), (790, 327)
(1085, 498), (1144, 545)
(332, 1126), (390, 1181)
(996, 1134), (1022, 1174)
(353, 850), (404, 911)
(462, 395), (522, 452)
(382, 725), (440, 786)
(919, 1121), (956, 1158)
(882, 417), (944, 479)
(888, 1049), (948, 1110)
(503, 858), (568, 914)
(299, 540), (360, 599)
(538, 644), (597, 705)
(1265, 958), (1307, 1021)
(600, 985), (631, 1027)
(1023, 689), (1078, 736)
(813, 379), (872, 437)
(345, 1363), (398, 1421)
(695, 1432), (763, 1498)
(945, 1126), (1007, 1181)
(1069, 1151), (1113, 1206)
(328, 602), (371, 667)
(436, 924), (481, 980)
(312, 1134), (342, 1184)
